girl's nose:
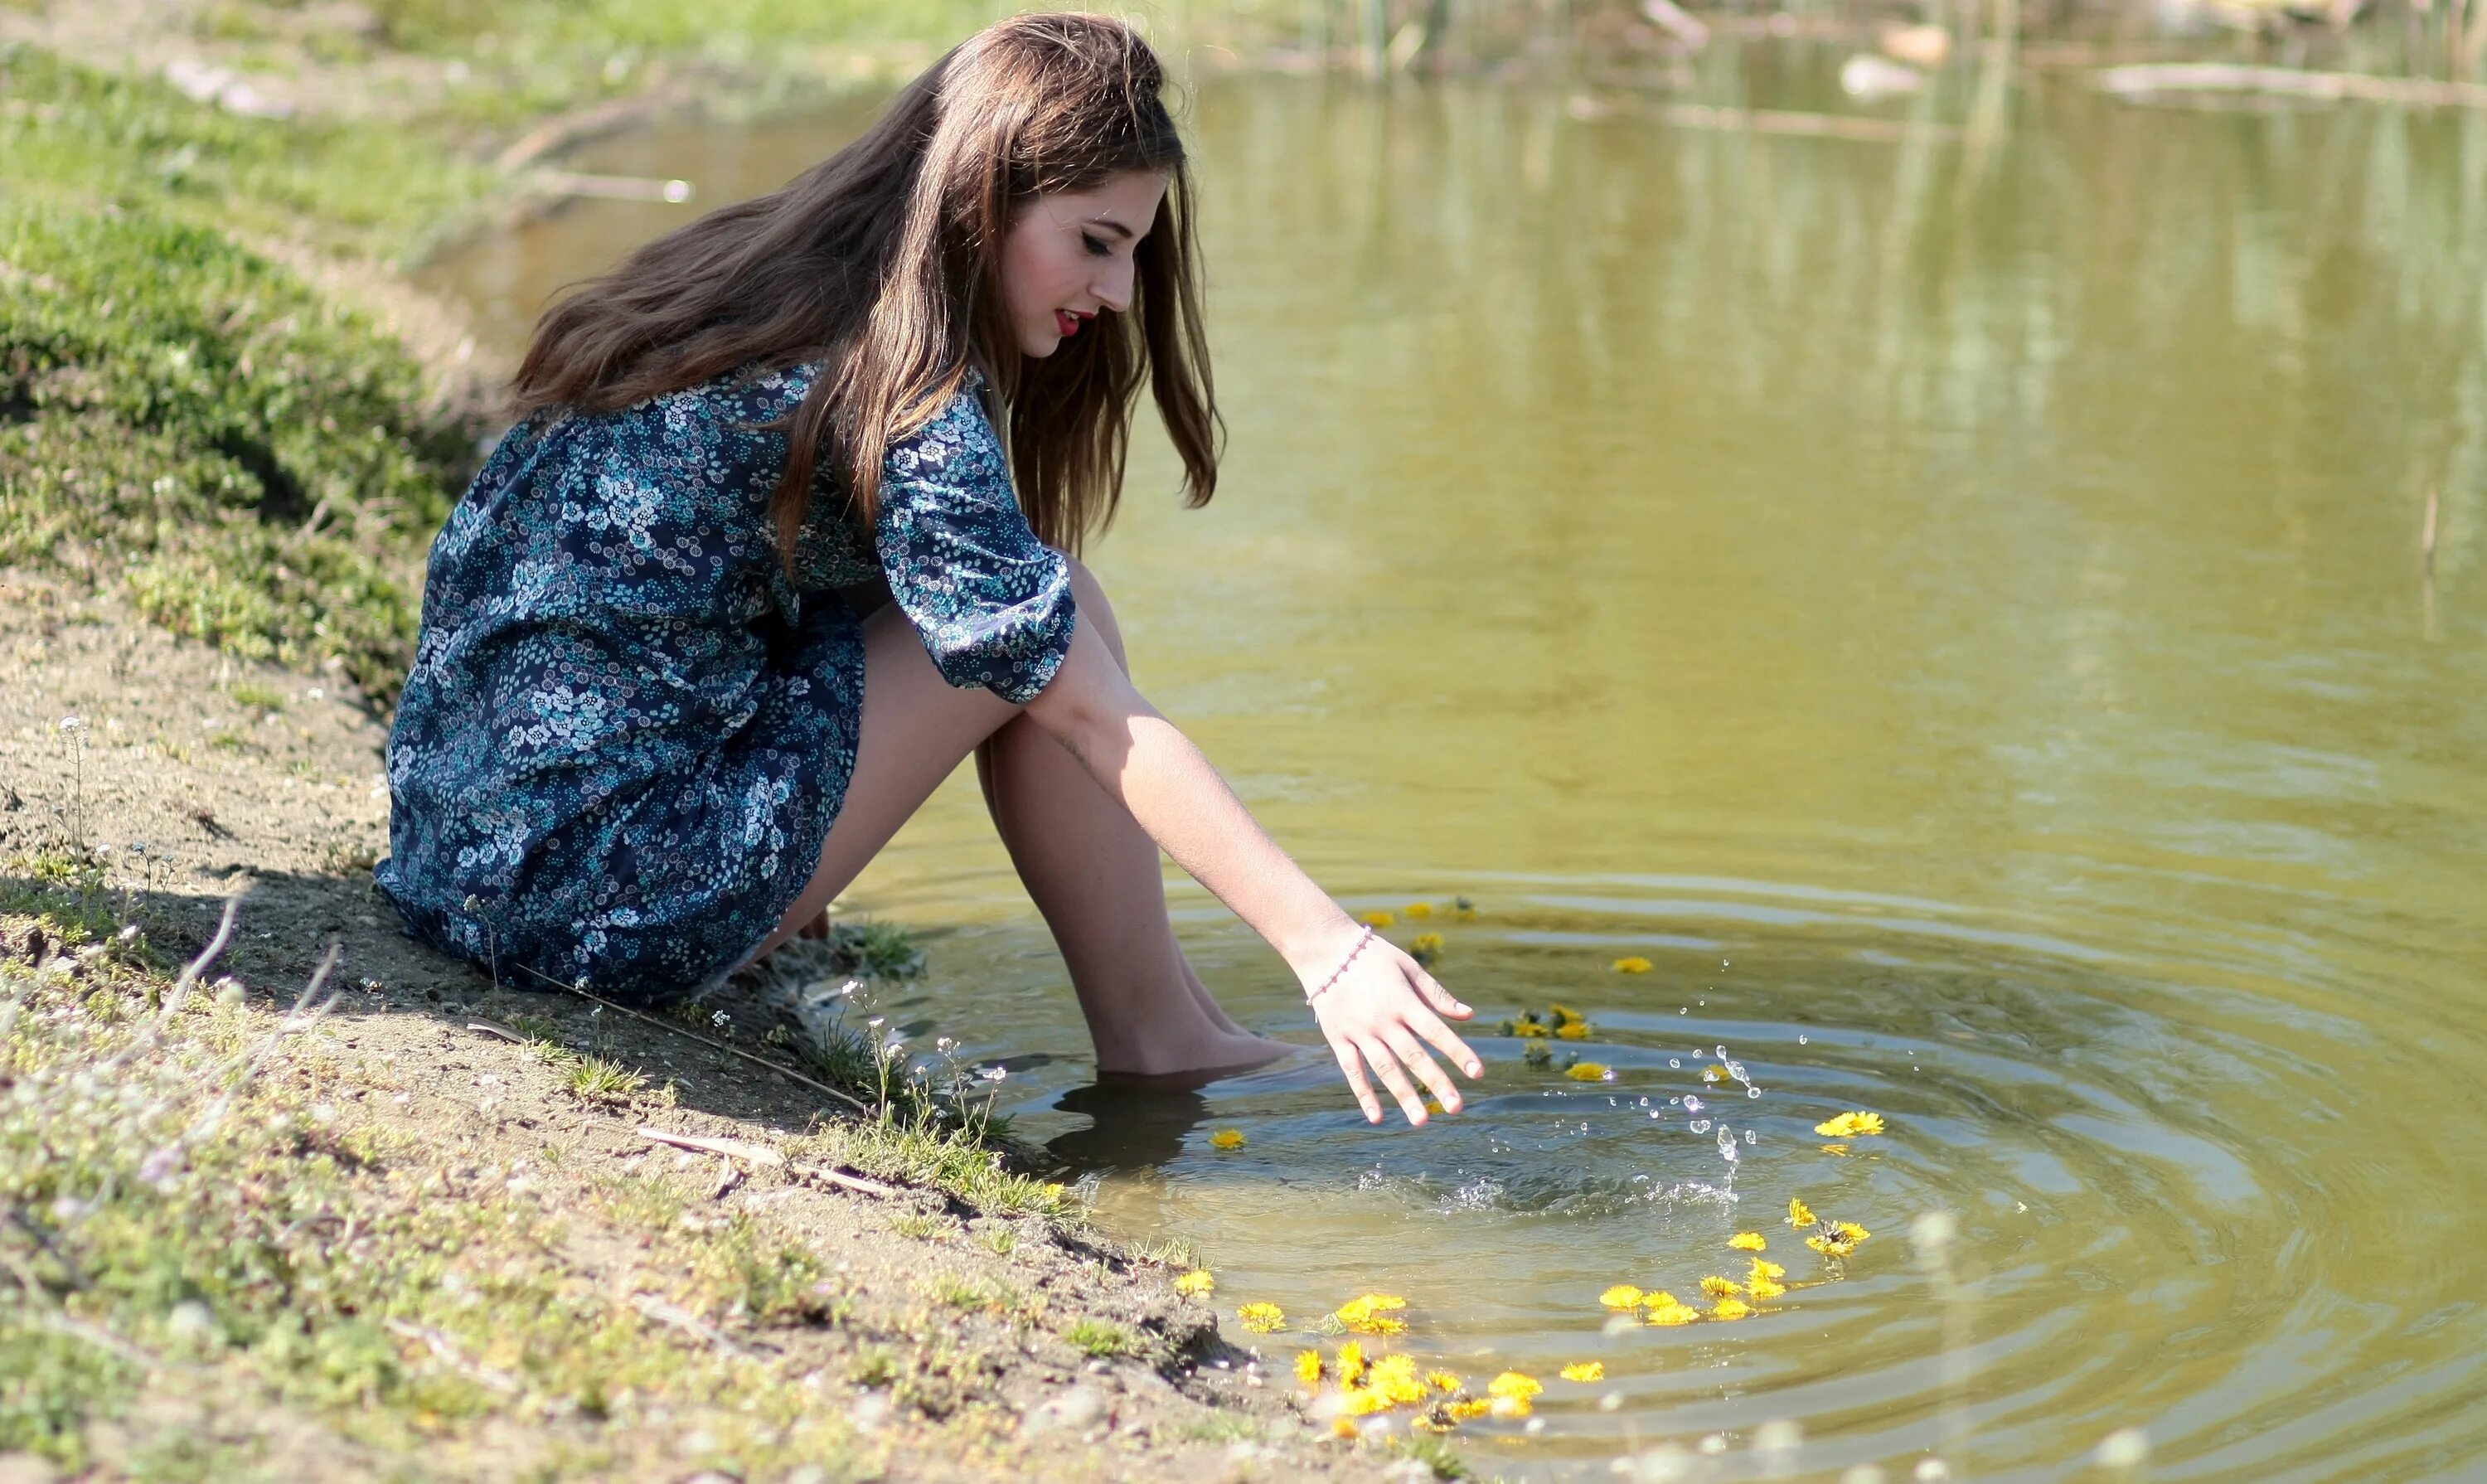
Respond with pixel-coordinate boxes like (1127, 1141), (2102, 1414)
(1094, 260), (1135, 314)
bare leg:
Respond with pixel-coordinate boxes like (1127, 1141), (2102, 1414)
(974, 561), (1288, 1077)
(750, 575), (1287, 1077)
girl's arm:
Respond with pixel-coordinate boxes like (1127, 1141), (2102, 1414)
(1025, 618), (1484, 1125)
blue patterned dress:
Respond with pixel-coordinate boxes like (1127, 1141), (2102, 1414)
(376, 366), (1077, 1002)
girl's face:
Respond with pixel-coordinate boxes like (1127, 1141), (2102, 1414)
(1000, 170), (1169, 359)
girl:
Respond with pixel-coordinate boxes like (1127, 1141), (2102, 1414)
(377, 13), (1480, 1127)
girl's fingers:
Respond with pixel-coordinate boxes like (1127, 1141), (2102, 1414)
(1331, 1036), (1383, 1123)
(1359, 1036), (1430, 1125)
(1408, 1007), (1483, 1078)
(1411, 968), (1471, 1020)
(1383, 1028), (1461, 1113)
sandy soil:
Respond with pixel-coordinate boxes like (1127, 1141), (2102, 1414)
(0, 570), (1370, 1482)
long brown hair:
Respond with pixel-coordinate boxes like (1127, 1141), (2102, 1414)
(510, 12), (1218, 560)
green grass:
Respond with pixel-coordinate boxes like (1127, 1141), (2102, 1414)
(0, 201), (472, 706)
(1064, 1319), (1136, 1359)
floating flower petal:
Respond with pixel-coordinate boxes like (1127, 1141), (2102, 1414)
(1237, 1302), (1286, 1332)
(1612, 957), (1652, 973)
(1554, 1021), (1593, 1040)
(1406, 902), (1436, 919)
(1336, 1293), (1410, 1335)
(1512, 1021), (1551, 1039)
(1565, 1062), (1614, 1082)
(1728, 1232), (1767, 1252)
(1210, 1128), (1245, 1151)
(1360, 911), (1397, 929)
(1600, 1284), (1647, 1310)
(1559, 1361), (1605, 1383)
(1712, 1297), (1756, 1320)
(1642, 1292), (1702, 1326)
(1174, 1269), (1214, 1298)
(1789, 1197), (1817, 1229)
(1549, 1003), (1584, 1026)
(1814, 1111), (1887, 1138)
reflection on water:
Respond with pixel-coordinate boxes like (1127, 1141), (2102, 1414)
(424, 49), (2487, 1481)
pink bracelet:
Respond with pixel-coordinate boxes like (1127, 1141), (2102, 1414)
(1305, 925), (1376, 1006)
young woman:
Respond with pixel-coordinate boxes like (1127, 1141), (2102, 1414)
(377, 13), (1480, 1127)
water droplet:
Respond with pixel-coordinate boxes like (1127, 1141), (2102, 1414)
(1668, 1058), (1681, 1068)
(1747, 1086), (1762, 1098)
(1690, 1119), (1711, 1134)
(1798, 1034), (1809, 1045)
(1743, 1128), (1758, 1145)
(1684, 1096), (1704, 1113)
(1716, 1128), (1738, 1161)
(1714, 1045), (1729, 1060)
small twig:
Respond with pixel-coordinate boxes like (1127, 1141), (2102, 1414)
(99, 894), (241, 1076)
(465, 1020), (529, 1044)
(710, 1158), (743, 1200)
(384, 1318), (520, 1393)
(513, 963), (870, 1116)
(633, 1125), (898, 1198)
(2423, 486), (2440, 573)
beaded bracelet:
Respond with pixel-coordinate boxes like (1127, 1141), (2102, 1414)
(1304, 925), (1377, 1006)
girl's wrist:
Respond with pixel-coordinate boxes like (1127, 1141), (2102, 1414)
(1277, 909), (1367, 985)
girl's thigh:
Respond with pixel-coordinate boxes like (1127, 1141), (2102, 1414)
(747, 599), (1020, 961)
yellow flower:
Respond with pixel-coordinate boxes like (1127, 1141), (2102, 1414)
(1331, 1415), (1361, 1438)
(1340, 1384), (1395, 1416)
(1559, 1361), (1605, 1383)
(1425, 1370), (1463, 1394)
(1360, 911), (1397, 929)
(1237, 1302), (1286, 1332)
(1805, 1220), (1872, 1258)
(1447, 1397), (1494, 1420)
(1788, 1197), (1817, 1229)
(1369, 1354), (1428, 1405)
(1565, 1062), (1613, 1082)
(1210, 1128), (1245, 1151)
(1549, 1003), (1583, 1026)
(1336, 1292), (1409, 1336)
(1612, 956), (1652, 973)
(1712, 1297), (1755, 1320)
(1641, 1292), (1702, 1326)
(1599, 1284), (1646, 1310)
(1699, 1275), (1743, 1299)
(1728, 1232), (1767, 1252)
(1336, 1341), (1368, 1385)
(1554, 1021), (1593, 1040)
(1486, 1371), (1543, 1415)
(1296, 1349), (1324, 1386)
(1174, 1269), (1214, 1298)
(1746, 1258), (1787, 1299)
(1512, 1020), (1551, 1038)
(1452, 898), (1478, 921)
(1702, 1065), (1727, 1083)
(1412, 932), (1445, 954)
(1405, 902), (1436, 919)
(1814, 1111), (1886, 1138)
(1748, 1273), (1787, 1300)
(1748, 1258), (1786, 1280)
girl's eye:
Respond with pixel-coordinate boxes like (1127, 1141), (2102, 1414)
(1081, 233), (1111, 258)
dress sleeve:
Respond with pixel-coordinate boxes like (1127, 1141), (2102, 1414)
(873, 379), (1078, 704)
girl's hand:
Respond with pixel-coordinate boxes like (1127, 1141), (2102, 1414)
(1302, 931), (1484, 1126)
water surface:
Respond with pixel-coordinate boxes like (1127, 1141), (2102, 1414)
(425, 52), (2487, 1481)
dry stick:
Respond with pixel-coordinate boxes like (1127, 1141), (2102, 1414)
(633, 1125), (899, 1198)
(2423, 486), (2441, 573)
(98, 894), (242, 1076)
(510, 962), (871, 1117)
(2096, 61), (2487, 108)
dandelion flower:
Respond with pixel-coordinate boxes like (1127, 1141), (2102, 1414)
(1699, 1275), (1743, 1300)
(1360, 911), (1397, 929)
(1814, 1111), (1886, 1138)
(1412, 932), (1445, 953)
(1559, 1361), (1605, 1383)
(1806, 1221), (1871, 1258)
(1337, 1341), (1369, 1385)
(1237, 1302), (1286, 1333)
(1370, 1354), (1428, 1404)
(1174, 1269), (1215, 1298)
(1487, 1372), (1543, 1416)
(1746, 1258), (1787, 1299)
(1748, 1258), (1786, 1281)
(1599, 1284), (1647, 1311)
(1296, 1349), (1324, 1386)
(1341, 1385), (1394, 1417)
(1712, 1297), (1756, 1321)
(1523, 1041), (1554, 1068)
(1641, 1292), (1702, 1326)
(1728, 1232), (1767, 1252)
(1554, 1021), (1593, 1040)
(1336, 1293), (1409, 1336)
(1512, 1020), (1551, 1039)
(1447, 1397), (1494, 1420)
(1549, 1003), (1583, 1026)
(1789, 1197), (1817, 1229)
(1612, 957), (1652, 973)
(1565, 1062), (1613, 1082)
(1453, 898), (1478, 921)
(1210, 1128), (1246, 1151)
(1331, 1415), (1361, 1439)
(1426, 1370), (1462, 1394)
(1406, 902), (1436, 919)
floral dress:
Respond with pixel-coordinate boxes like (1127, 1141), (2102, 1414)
(375, 366), (1077, 1002)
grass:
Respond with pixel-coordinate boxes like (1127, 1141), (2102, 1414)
(1065, 1319), (1137, 1359)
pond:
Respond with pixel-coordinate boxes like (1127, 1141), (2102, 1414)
(423, 49), (2487, 1482)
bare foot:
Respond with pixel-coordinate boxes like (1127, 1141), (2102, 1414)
(1094, 1027), (1297, 1081)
